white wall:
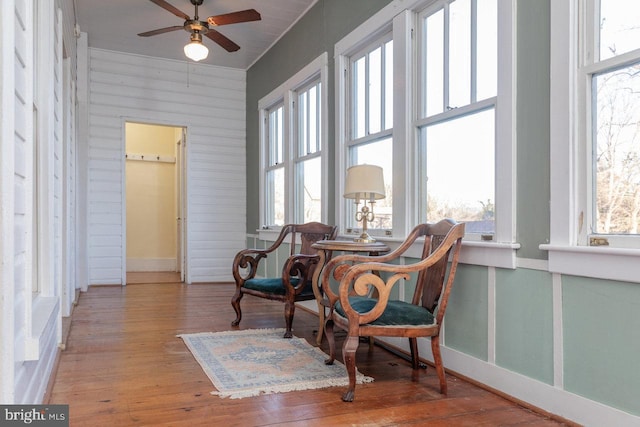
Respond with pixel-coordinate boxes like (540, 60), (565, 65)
(86, 49), (247, 284)
(0, 0), (74, 404)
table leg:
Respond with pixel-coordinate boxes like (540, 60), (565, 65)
(311, 248), (328, 346)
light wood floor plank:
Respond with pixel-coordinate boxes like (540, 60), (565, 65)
(48, 281), (572, 426)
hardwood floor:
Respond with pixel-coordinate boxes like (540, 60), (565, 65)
(126, 271), (182, 284)
(48, 281), (572, 426)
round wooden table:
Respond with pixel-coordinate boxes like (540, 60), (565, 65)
(310, 240), (389, 345)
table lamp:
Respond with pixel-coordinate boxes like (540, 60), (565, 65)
(343, 164), (386, 242)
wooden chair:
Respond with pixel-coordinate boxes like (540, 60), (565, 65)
(231, 222), (338, 338)
(322, 219), (464, 401)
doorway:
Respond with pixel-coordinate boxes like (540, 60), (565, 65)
(124, 122), (185, 284)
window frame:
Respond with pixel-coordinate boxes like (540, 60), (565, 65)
(545, 0), (640, 282)
(334, 0), (517, 268)
(344, 31), (395, 236)
(293, 79), (323, 224)
(415, 0), (500, 240)
(258, 53), (329, 233)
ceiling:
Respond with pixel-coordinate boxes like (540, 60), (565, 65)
(76, 0), (317, 70)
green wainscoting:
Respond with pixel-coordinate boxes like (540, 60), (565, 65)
(495, 268), (554, 384)
(563, 276), (640, 416)
(445, 264), (489, 360)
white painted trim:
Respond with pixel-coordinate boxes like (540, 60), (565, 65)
(126, 258), (177, 272)
(552, 273), (564, 388)
(24, 297), (58, 360)
(0, 0), (17, 402)
(487, 266), (496, 364)
(495, 0), (517, 244)
(260, 229), (518, 269)
(515, 257), (548, 270)
(542, 244), (640, 283)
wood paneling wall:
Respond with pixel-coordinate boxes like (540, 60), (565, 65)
(86, 49), (247, 284)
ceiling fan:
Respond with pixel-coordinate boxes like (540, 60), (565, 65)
(138, 0), (261, 61)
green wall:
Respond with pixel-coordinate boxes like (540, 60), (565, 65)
(496, 268), (554, 384)
(516, 0), (551, 260)
(445, 264), (489, 360)
(563, 276), (640, 415)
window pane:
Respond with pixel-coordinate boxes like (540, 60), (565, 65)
(268, 106), (284, 166)
(297, 157), (322, 223)
(384, 41), (394, 130)
(476, 0), (497, 100)
(349, 138), (393, 229)
(299, 90), (308, 155)
(420, 108), (495, 234)
(309, 84), (319, 153)
(298, 82), (321, 156)
(354, 56), (366, 138)
(369, 46), (382, 134)
(599, 0), (640, 61)
(266, 167), (285, 226)
(449, 0), (471, 108)
(425, 9), (444, 117)
(593, 63), (640, 234)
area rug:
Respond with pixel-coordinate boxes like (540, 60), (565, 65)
(178, 328), (374, 399)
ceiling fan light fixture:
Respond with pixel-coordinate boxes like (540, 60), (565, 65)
(184, 32), (209, 61)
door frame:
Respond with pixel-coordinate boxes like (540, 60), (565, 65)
(121, 118), (187, 285)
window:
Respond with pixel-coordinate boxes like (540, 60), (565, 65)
(417, 0), (498, 237)
(294, 81), (323, 223)
(335, 0), (516, 267)
(259, 54), (328, 229)
(547, 0), (640, 282)
(264, 103), (285, 226)
(345, 35), (394, 233)
(587, 0), (640, 241)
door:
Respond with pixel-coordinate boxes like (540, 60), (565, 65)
(124, 122), (186, 283)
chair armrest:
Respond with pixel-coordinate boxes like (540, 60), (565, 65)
(281, 253), (320, 295)
(323, 227), (464, 325)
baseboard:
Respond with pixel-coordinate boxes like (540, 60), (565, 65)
(298, 302), (640, 427)
(126, 258), (176, 272)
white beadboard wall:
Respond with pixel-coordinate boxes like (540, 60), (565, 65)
(87, 49), (247, 284)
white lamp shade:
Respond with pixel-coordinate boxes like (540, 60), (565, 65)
(343, 164), (386, 200)
(184, 41), (209, 61)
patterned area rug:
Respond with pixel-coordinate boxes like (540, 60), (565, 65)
(178, 328), (374, 399)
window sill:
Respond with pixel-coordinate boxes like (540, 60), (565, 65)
(338, 234), (520, 269)
(257, 230), (520, 269)
(540, 244), (640, 283)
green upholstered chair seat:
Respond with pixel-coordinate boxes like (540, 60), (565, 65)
(335, 296), (435, 326)
(244, 277), (314, 298)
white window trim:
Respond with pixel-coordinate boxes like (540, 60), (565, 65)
(258, 53), (329, 236)
(25, 0), (60, 361)
(544, 0), (640, 283)
(334, 0), (518, 269)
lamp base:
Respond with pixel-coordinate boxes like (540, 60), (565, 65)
(354, 232), (376, 243)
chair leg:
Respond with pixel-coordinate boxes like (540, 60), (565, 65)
(341, 335), (360, 402)
(230, 288), (243, 327)
(324, 318), (336, 365)
(431, 335), (447, 395)
(409, 337), (420, 370)
(283, 301), (294, 338)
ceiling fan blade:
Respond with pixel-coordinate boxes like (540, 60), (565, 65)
(148, 0), (190, 21)
(138, 26), (184, 37)
(204, 29), (241, 52)
(207, 9), (261, 26)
